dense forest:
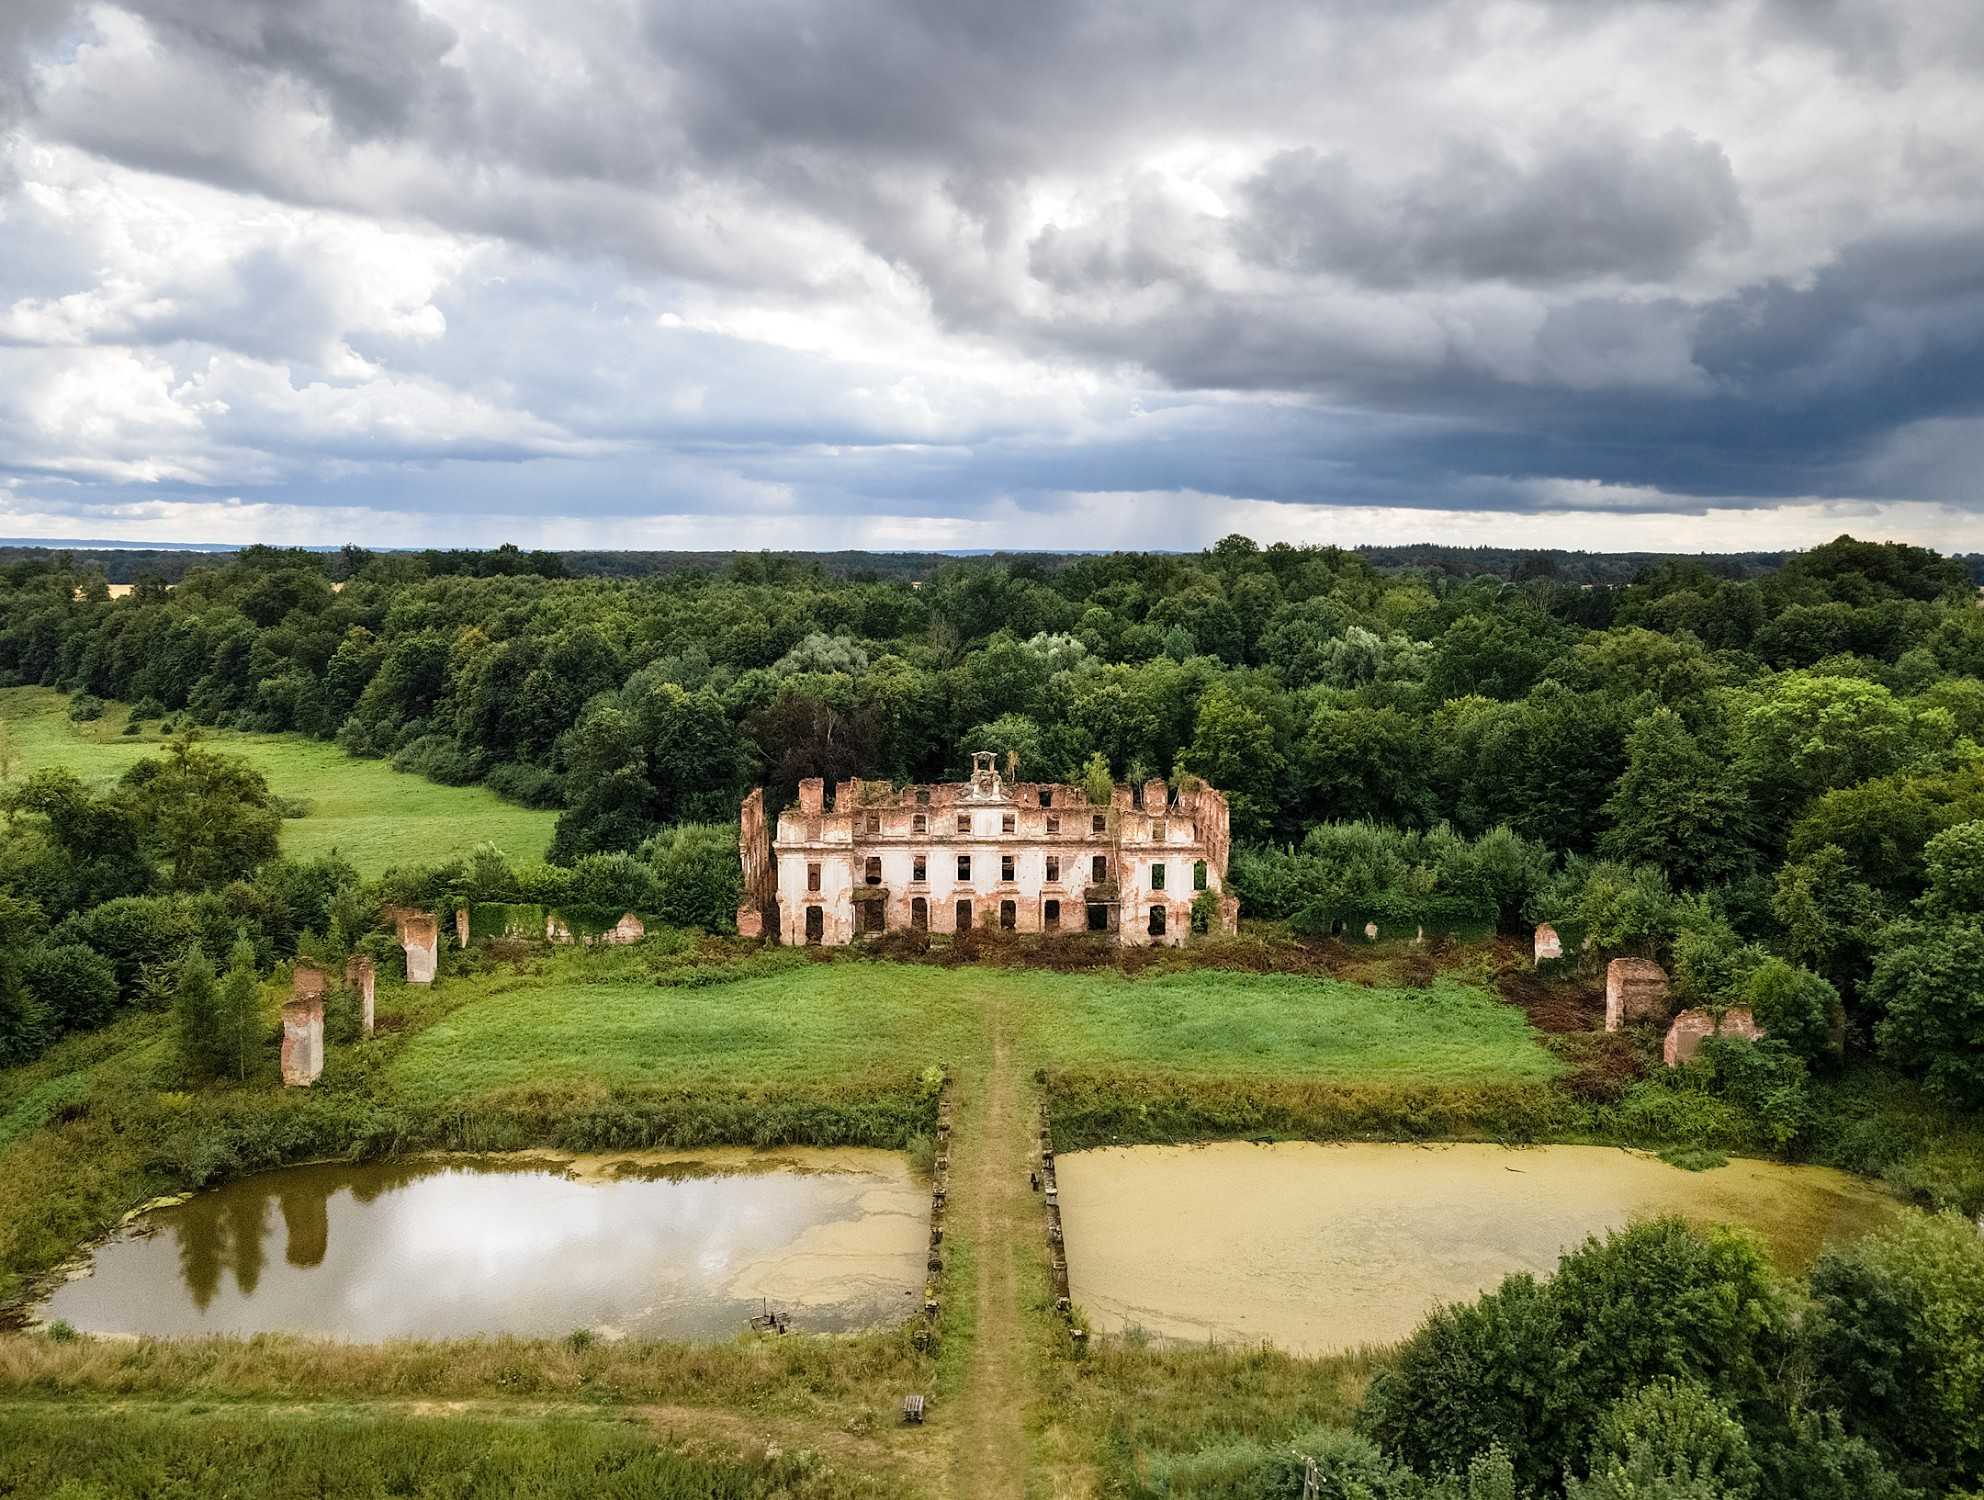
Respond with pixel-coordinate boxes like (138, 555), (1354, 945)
(2, 533), (1983, 1108)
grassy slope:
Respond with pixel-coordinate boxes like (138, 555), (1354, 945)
(391, 962), (1561, 1097)
(0, 687), (556, 877)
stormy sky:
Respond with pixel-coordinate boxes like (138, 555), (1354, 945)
(2, 1), (1982, 552)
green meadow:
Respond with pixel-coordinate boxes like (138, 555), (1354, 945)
(391, 958), (1561, 1096)
(0, 687), (557, 878)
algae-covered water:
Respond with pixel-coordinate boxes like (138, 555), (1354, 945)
(41, 1148), (927, 1341)
(1057, 1141), (1906, 1355)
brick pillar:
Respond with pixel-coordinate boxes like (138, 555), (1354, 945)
(345, 954), (375, 1038)
(400, 913), (438, 984)
(281, 994), (324, 1087)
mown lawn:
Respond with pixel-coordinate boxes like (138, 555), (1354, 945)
(390, 960), (1561, 1096)
(0, 687), (556, 876)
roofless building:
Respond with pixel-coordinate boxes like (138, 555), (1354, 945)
(737, 752), (1238, 947)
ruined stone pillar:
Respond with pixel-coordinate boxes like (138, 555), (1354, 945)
(1534, 923), (1562, 961)
(399, 912), (439, 984)
(1663, 1005), (1763, 1067)
(345, 954), (375, 1038)
(281, 990), (324, 1088)
(456, 907), (471, 948)
(1604, 958), (1670, 1031)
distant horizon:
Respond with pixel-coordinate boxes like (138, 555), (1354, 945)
(9, 533), (1973, 562)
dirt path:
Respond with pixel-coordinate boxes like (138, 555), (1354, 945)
(948, 991), (1034, 1500)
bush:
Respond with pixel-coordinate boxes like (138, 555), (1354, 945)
(389, 734), (484, 786)
(52, 894), (200, 996)
(128, 696), (166, 722)
(641, 823), (742, 931)
(1362, 1218), (1790, 1493)
(1806, 1211), (1984, 1489)
(21, 942), (120, 1032)
(1689, 1038), (1814, 1152)
(1566, 1379), (1759, 1500)
(66, 694), (105, 722)
(563, 850), (661, 913)
(485, 761), (566, 809)
(1742, 958), (1841, 1062)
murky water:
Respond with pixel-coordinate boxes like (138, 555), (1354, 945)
(1057, 1141), (1907, 1356)
(41, 1148), (927, 1341)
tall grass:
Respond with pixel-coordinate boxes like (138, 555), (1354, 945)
(0, 1404), (886, 1500)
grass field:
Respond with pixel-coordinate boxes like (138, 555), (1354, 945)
(390, 961), (1562, 1096)
(0, 687), (557, 876)
(0, 1402), (884, 1500)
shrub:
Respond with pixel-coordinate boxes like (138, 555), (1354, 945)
(1362, 1218), (1789, 1493)
(21, 942), (120, 1032)
(66, 694), (105, 722)
(1806, 1211), (1984, 1489)
(563, 851), (661, 913)
(485, 761), (566, 809)
(53, 894), (201, 996)
(1741, 958), (1841, 1063)
(389, 734), (484, 786)
(641, 823), (742, 931)
(1567, 1379), (1759, 1500)
(1690, 1038), (1814, 1152)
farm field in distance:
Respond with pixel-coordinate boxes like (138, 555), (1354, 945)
(0, 687), (557, 877)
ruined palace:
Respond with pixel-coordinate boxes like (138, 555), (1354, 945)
(736, 752), (1239, 947)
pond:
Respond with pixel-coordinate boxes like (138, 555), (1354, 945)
(1056, 1141), (1907, 1356)
(40, 1148), (927, 1341)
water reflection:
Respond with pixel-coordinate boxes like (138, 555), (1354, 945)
(45, 1150), (926, 1341)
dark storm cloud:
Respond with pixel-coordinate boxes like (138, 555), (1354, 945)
(1234, 132), (1748, 287)
(3, 0), (1984, 543)
(136, 0), (468, 139)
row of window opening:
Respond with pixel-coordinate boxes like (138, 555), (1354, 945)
(812, 856), (1203, 891)
(807, 898), (1167, 940)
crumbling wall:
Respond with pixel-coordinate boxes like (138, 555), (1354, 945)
(736, 787), (775, 939)
(345, 954), (375, 1038)
(1604, 958), (1670, 1031)
(397, 912), (438, 984)
(1664, 1006), (1764, 1067)
(281, 966), (325, 1086)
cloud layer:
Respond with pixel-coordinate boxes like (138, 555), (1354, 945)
(2, 0), (1982, 550)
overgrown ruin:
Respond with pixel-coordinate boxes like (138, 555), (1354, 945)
(739, 752), (1238, 947)
(1664, 1006), (1765, 1066)
(281, 965), (325, 1087)
(395, 911), (438, 984)
(1604, 958), (1670, 1031)
(345, 954), (375, 1038)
